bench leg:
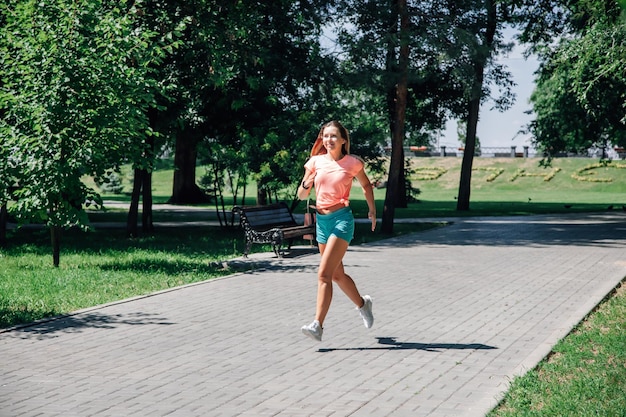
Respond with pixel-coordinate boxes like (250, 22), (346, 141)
(243, 240), (252, 258)
(273, 235), (285, 258)
(241, 228), (286, 258)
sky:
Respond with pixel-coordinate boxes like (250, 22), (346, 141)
(439, 38), (540, 152)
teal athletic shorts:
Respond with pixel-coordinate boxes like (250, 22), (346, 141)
(316, 207), (354, 244)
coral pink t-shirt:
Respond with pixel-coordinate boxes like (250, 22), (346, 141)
(304, 154), (363, 209)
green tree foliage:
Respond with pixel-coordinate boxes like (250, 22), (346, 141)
(519, 0), (626, 158)
(335, 0), (460, 231)
(336, 0), (516, 216)
(529, 22), (626, 157)
(455, 0), (501, 211)
(140, 1), (334, 206)
(216, 1), (335, 205)
(136, 0), (240, 204)
(0, 0), (164, 265)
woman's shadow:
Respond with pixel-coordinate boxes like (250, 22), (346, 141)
(318, 337), (497, 353)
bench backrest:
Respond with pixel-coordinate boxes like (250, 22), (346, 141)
(239, 203), (297, 230)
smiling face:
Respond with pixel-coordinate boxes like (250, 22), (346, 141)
(310, 120), (351, 157)
(322, 126), (347, 155)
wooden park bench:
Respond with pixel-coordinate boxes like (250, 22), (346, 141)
(232, 202), (315, 258)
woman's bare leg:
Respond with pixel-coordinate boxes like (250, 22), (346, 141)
(332, 263), (364, 308)
(315, 237), (350, 327)
(315, 237), (367, 326)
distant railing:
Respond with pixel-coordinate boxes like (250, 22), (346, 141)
(406, 145), (535, 158)
(394, 146), (624, 159)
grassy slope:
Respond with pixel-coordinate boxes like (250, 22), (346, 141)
(87, 157), (626, 219)
(410, 157), (626, 210)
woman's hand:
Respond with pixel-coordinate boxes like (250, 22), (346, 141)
(368, 211), (377, 232)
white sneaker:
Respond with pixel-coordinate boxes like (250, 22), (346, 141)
(301, 320), (323, 341)
(358, 295), (374, 329)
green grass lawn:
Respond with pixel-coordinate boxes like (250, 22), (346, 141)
(2, 156), (626, 416)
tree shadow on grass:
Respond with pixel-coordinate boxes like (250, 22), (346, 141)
(318, 337), (498, 353)
(3, 226), (245, 258)
(99, 258), (231, 275)
(99, 253), (318, 276)
(1, 311), (174, 340)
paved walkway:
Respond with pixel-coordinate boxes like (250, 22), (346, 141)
(1, 212), (625, 417)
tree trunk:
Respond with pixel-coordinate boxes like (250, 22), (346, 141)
(257, 183), (268, 206)
(385, 0), (398, 149)
(127, 168), (154, 236)
(0, 203), (7, 246)
(50, 226), (61, 267)
(382, 0), (409, 234)
(142, 170), (154, 232)
(127, 168), (142, 237)
(456, 0), (497, 211)
(141, 130), (155, 232)
(395, 148), (407, 208)
(170, 132), (209, 204)
(384, 0), (407, 210)
(386, 82), (408, 212)
(457, 97), (480, 211)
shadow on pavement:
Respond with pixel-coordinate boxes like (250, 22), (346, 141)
(1, 311), (174, 340)
(318, 337), (498, 353)
(373, 214), (626, 248)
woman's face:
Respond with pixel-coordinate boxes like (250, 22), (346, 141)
(322, 126), (346, 153)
